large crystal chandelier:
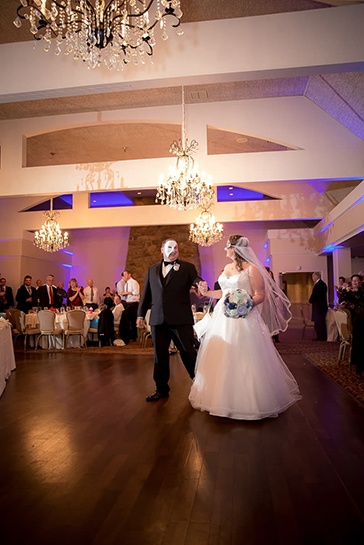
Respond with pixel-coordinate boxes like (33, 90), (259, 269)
(155, 86), (215, 211)
(189, 207), (224, 247)
(14, 1), (183, 70)
(34, 202), (69, 252)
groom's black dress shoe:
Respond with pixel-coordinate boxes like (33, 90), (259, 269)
(146, 391), (169, 402)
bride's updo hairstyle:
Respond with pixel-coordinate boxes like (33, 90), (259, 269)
(228, 235), (248, 271)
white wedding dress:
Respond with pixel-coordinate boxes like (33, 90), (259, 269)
(189, 270), (301, 420)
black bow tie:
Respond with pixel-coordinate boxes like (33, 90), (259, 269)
(163, 260), (175, 266)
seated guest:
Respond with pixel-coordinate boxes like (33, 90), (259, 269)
(0, 277), (14, 312)
(83, 278), (99, 309)
(35, 275), (59, 309)
(112, 294), (125, 328)
(56, 281), (67, 308)
(67, 278), (85, 309)
(102, 287), (114, 309)
(16, 275), (36, 313)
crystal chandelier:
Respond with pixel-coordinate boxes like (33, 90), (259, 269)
(189, 208), (224, 247)
(34, 202), (69, 252)
(14, 1), (183, 70)
(155, 86), (215, 211)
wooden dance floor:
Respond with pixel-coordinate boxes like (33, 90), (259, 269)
(1, 337), (364, 545)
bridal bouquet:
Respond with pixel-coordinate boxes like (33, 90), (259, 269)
(223, 289), (253, 319)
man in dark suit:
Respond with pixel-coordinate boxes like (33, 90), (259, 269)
(16, 275), (36, 313)
(137, 239), (199, 401)
(36, 275), (59, 309)
(309, 272), (328, 341)
(0, 277), (14, 312)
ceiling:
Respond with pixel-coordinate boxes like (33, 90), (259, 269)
(1, 1), (364, 256)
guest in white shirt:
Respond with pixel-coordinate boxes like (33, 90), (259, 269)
(83, 278), (99, 309)
(112, 294), (125, 328)
(116, 274), (126, 302)
(120, 270), (140, 341)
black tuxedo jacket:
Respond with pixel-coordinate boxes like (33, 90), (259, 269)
(309, 279), (328, 321)
(138, 260), (198, 326)
(16, 285), (36, 313)
(36, 285), (59, 309)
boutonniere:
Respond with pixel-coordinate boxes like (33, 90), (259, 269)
(173, 263), (180, 271)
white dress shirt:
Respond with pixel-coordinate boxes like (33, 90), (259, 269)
(124, 277), (140, 303)
(83, 285), (99, 305)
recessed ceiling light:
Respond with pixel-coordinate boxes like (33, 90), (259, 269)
(236, 136), (248, 144)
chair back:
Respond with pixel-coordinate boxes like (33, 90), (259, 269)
(10, 309), (25, 333)
(66, 309), (85, 331)
(38, 310), (56, 333)
(145, 309), (151, 332)
(334, 309), (352, 342)
(299, 306), (308, 325)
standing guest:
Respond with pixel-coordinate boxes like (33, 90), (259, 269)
(102, 287), (114, 309)
(36, 275), (59, 309)
(0, 278), (14, 312)
(137, 239), (199, 401)
(34, 278), (43, 307)
(309, 272), (328, 341)
(189, 235), (300, 420)
(116, 274), (126, 302)
(120, 270), (140, 341)
(83, 278), (99, 309)
(66, 278), (85, 309)
(339, 274), (364, 377)
(189, 285), (209, 312)
(56, 281), (67, 308)
(15, 275), (36, 313)
(335, 276), (346, 295)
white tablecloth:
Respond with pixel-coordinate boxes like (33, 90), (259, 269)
(0, 320), (16, 397)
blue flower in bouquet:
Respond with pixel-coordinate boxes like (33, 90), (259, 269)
(223, 289), (253, 319)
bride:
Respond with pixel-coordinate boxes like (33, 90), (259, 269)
(189, 235), (301, 420)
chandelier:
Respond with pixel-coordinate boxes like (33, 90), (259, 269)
(155, 86), (215, 211)
(13, 1), (183, 70)
(189, 207), (224, 247)
(34, 202), (69, 252)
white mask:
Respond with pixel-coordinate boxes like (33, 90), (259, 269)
(163, 239), (178, 259)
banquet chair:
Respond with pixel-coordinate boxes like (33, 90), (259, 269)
(299, 306), (315, 340)
(64, 310), (86, 348)
(35, 310), (63, 351)
(88, 318), (101, 347)
(24, 322), (42, 350)
(334, 309), (352, 365)
(7, 309), (25, 348)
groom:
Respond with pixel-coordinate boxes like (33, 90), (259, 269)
(137, 239), (199, 401)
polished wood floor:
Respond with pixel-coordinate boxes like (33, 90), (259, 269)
(1, 331), (364, 545)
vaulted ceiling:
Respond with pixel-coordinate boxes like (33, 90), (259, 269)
(0, 1), (364, 254)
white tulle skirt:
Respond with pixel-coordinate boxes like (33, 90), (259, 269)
(189, 302), (301, 420)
